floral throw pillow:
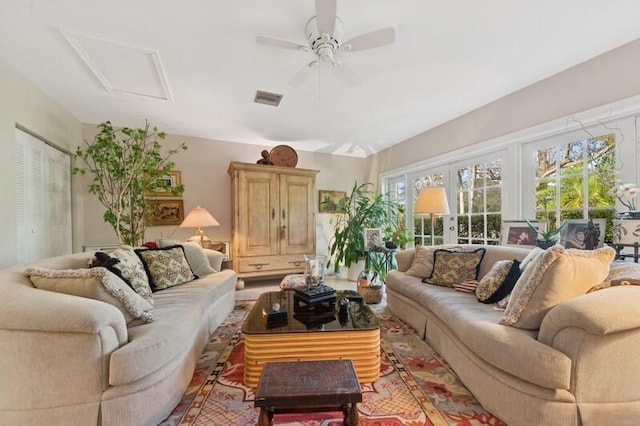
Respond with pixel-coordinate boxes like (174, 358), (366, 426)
(135, 245), (197, 291)
(91, 248), (154, 305)
(476, 259), (521, 304)
(423, 248), (486, 287)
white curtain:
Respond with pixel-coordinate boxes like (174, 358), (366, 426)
(15, 128), (72, 263)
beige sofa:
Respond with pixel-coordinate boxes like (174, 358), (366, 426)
(386, 244), (640, 425)
(0, 249), (237, 426)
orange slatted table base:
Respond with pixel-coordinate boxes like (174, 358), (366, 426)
(243, 330), (380, 387)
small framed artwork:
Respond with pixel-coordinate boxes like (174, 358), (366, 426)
(560, 219), (606, 249)
(147, 199), (184, 226)
(318, 190), (348, 213)
(151, 171), (182, 197)
(500, 220), (544, 248)
(364, 228), (383, 250)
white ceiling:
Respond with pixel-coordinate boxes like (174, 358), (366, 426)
(2, 1), (640, 158)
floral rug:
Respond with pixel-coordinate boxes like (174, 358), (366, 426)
(161, 301), (504, 426)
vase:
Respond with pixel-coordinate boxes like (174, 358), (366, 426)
(304, 254), (326, 286)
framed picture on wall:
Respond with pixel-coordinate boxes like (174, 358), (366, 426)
(319, 190), (347, 213)
(500, 220), (544, 248)
(560, 219), (606, 249)
(150, 171), (182, 197)
(146, 199), (184, 226)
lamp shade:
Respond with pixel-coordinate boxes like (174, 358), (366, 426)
(180, 206), (220, 228)
(414, 187), (450, 215)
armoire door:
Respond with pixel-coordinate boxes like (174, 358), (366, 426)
(237, 170), (279, 256)
(279, 173), (315, 255)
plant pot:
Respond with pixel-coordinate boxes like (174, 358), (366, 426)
(536, 239), (557, 249)
(347, 260), (365, 281)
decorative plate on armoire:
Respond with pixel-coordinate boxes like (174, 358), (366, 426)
(269, 145), (298, 168)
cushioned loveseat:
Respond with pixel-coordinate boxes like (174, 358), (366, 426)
(386, 244), (640, 425)
(0, 242), (237, 425)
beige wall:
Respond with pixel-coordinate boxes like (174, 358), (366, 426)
(0, 58), (83, 267)
(368, 38), (640, 175)
(79, 126), (366, 256)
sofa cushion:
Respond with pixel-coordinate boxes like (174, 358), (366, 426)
(157, 238), (217, 276)
(135, 246), (197, 290)
(25, 267), (154, 325)
(91, 248), (154, 305)
(501, 246), (615, 329)
(476, 259), (521, 304)
(107, 269), (237, 386)
(423, 248), (485, 287)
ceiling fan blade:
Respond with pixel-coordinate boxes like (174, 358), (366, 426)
(288, 61), (318, 87)
(333, 61), (360, 86)
(315, 0), (337, 36)
(343, 27), (395, 52)
(256, 36), (309, 51)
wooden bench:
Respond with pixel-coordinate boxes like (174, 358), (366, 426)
(254, 359), (362, 426)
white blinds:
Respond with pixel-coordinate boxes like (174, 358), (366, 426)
(15, 128), (72, 263)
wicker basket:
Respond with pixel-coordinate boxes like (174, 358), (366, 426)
(357, 284), (384, 304)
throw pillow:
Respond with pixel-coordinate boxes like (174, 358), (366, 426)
(135, 245), (197, 290)
(26, 267), (154, 325)
(423, 248), (486, 287)
(90, 248), (154, 305)
(476, 259), (521, 304)
(500, 246), (615, 329)
(405, 245), (435, 278)
(157, 238), (216, 276)
(519, 247), (544, 271)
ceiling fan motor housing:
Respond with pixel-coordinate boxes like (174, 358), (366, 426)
(306, 16), (343, 62)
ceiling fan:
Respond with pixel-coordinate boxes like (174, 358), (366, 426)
(256, 0), (395, 87)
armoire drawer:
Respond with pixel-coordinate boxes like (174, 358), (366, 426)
(237, 255), (306, 273)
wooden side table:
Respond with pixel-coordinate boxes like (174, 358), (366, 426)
(254, 359), (362, 426)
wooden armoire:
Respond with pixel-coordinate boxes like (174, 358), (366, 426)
(227, 162), (319, 279)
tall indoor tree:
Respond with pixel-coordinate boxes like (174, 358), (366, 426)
(74, 120), (187, 246)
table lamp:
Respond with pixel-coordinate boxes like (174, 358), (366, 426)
(180, 206), (220, 247)
(414, 187), (450, 245)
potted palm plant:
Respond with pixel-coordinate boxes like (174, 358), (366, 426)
(326, 182), (401, 277)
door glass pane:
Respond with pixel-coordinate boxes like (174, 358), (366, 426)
(412, 173), (445, 245)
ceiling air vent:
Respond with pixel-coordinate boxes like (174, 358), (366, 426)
(254, 90), (283, 107)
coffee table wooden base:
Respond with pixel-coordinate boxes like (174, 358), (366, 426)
(244, 329), (380, 387)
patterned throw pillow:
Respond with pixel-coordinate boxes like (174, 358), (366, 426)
(91, 248), (154, 305)
(501, 246), (615, 329)
(26, 267), (154, 325)
(157, 238), (216, 276)
(135, 245), (197, 290)
(423, 248), (486, 287)
(476, 259), (521, 304)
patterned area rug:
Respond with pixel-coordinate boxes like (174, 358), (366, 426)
(161, 301), (504, 426)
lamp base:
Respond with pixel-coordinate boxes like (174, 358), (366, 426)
(187, 234), (212, 249)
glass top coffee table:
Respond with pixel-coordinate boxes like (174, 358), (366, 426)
(241, 290), (380, 387)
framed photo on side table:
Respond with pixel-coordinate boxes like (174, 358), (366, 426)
(500, 220), (544, 248)
(364, 228), (383, 250)
(560, 219), (606, 249)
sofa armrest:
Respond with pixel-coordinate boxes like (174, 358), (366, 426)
(203, 249), (225, 271)
(539, 286), (640, 343)
(0, 281), (127, 411)
(538, 286), (640, 402)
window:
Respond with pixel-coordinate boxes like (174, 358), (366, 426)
(456, 160), (502, 245)
(534, 134), (615, 240)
